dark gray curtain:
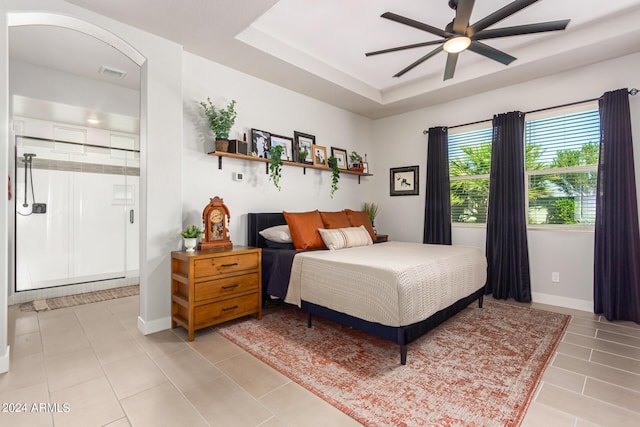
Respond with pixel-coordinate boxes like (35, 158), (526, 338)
(423, 127), (452, 245)
(594, 89), (640, 323)
(485, 112), (531, 302)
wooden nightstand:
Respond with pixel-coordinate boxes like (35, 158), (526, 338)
(171, 246), (262, 341)
(375, 234), (389, 243)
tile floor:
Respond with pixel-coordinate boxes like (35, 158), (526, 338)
(1, 296), (639, 426)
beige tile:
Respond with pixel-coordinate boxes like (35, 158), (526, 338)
(10, 331), (43, 359)
(41, 328), (92, 357)
(556, 341), (592, 360)
(216, 352), (290, 398)
(103, 418), (132, 427)
(135, 329), (187, 360)
(536, 383), (639, 427)
(184, 376), (273, 427)
(44, 347), (103, 392)
(75, 305), (128, 336)
(0, 353), (47, 394)
(188, 331), (245, 363)
(259, 381), (362, 427)
(88, 329), (144, 366)
(572, 317), (640, 339)
(540, 365), (586, 393)
(567, 323), (597, 337)
(575, 419), (601, 427)
(0, 382), (52, 427)
(9, 311), (40, 337)
(38, 311), (82, 337)
(520, 402), (576, 427)
(256, 416), (289, 427)
(51, 376), (124, 427)
(563, 332), (640, 360)
(583, 377), (640, 414)
(154, 347), (223, 392)
(591, 349), (640, 374)
(121, 382), (207, 427)
(103, 353), (167, 399)
(596, 330), (640, 349)
(553, 353), (640, 393)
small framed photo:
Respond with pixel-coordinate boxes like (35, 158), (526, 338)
(270, 134), (293, 161)
(312, 145), (328, 167)
(294, 131), (315, 164)
(390, 166), (419, 196)
(251, 129), (271, 158)
(330, 147), (348, 170)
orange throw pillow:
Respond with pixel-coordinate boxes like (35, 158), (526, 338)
(344, 209), (376, 241)
(283, 210), (326, 250)
(319, 211), (351, 229)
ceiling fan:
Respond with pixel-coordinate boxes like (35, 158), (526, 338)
(366, 0), (570, 81)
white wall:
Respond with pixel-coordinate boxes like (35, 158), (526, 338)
(372, 52), (640, 311)
(182, 52), (375, 245)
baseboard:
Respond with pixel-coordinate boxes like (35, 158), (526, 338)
(0, 345), (10, 374)
(532, 292), (593, 313)
(137, 315), (171, 336)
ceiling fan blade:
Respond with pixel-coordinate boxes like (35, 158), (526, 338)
(468, 0), (539, 36)
(365, 40), (444, 57)
(473, 20), (570, 41)
(381, 12), (448, 38)
(452, 0), (475, 34)
(467, 41), (516, 65)
(444, 53), (459, 80)
(394, 45), (444, 78)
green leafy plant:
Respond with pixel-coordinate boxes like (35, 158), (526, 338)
(362, 202), (380, 225)
(299, 148), (309, 163)
(269, 145), (284, 190)
(181, 225), (203, 239)
(328, 156), (340, 197)
(200, 98), (237, 139)
(349, 151), (362, 165)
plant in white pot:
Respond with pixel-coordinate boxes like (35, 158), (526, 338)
(200, 98), (237, 152)
(181, 225), (204, 252)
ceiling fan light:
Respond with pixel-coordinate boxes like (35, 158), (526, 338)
(443, 36), (471, 53)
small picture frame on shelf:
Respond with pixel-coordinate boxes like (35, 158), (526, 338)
(330, 147), (348, 170)
(390, 165), (419, 196)
(362, 162), (369, 174)
(251, 128), (271, 158)
(270, 134), (294, 161)
(294, 131), (315, 164)
(312, 145), (328, 167)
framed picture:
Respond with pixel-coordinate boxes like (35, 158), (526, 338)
(312, 145), (328, 167)
(330, 147), (348, 170)
(294, 131), (315, 164)
(251, 128), (271, 159)
(390, 166), (419, 196)
(270, 134), (293, 161)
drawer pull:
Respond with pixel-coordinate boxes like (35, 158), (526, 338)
(220, 262), (238, 267)
(222, 305), (239, 312)
(222, 284), (239, 290)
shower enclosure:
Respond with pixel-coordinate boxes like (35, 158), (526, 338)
(14, 135), (139, 293)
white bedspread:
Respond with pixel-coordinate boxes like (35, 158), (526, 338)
(285, 241), (487, 327)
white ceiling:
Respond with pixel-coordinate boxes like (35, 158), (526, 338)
(13, 0), (640, 119)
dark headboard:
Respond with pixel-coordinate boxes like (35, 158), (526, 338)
(247, 212), (287, 248)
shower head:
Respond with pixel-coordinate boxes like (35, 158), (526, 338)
(22, 153), (36, 164)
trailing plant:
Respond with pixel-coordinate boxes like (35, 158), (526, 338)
(328, 156), (340, 197)
(200, 98), (237, 139)
(269, 145), (284, 190)
(362, 202), (380, 225)
(181, 225), (203, 239)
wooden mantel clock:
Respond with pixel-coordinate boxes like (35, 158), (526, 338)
(199, 196), (232, 250)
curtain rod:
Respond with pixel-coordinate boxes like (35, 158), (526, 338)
(422, 87), (638, 135)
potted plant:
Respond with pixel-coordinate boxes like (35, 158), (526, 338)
(363, 202), (380, 232)
(200, 98), (237, 152)
(269, 145), (284, 190)
(350, 151), (363, 171)
(181, 225), (203, 252)
(328, 156), (340, 197)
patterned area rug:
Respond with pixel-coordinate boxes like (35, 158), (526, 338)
(216, 299), (570, 427)
(19, 285), (139, 312)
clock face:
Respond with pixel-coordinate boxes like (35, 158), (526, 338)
(210, 209), (223, 224)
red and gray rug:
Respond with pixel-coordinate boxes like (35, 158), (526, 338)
(216, 299), (569, 427)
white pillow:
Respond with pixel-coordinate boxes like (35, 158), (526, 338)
(318, 226), (373, 250)
(259, 224), (292, 243)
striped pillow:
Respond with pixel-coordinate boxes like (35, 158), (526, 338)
(318, 226), (373, 250)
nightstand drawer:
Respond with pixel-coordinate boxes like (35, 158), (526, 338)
(195, 272), (258, 302)
(194, 252), (258, 278)
(195, 293), (259, 325)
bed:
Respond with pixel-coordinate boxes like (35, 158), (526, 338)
(248, 212), (487, 365)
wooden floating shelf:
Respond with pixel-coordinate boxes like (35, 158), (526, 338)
(209, 151), (373, 181)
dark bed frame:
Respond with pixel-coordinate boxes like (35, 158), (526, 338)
(248, 212), (485, 365)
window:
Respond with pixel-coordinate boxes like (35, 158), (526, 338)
(447, 102), (600, 227)
(525, 104), (600, 225)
